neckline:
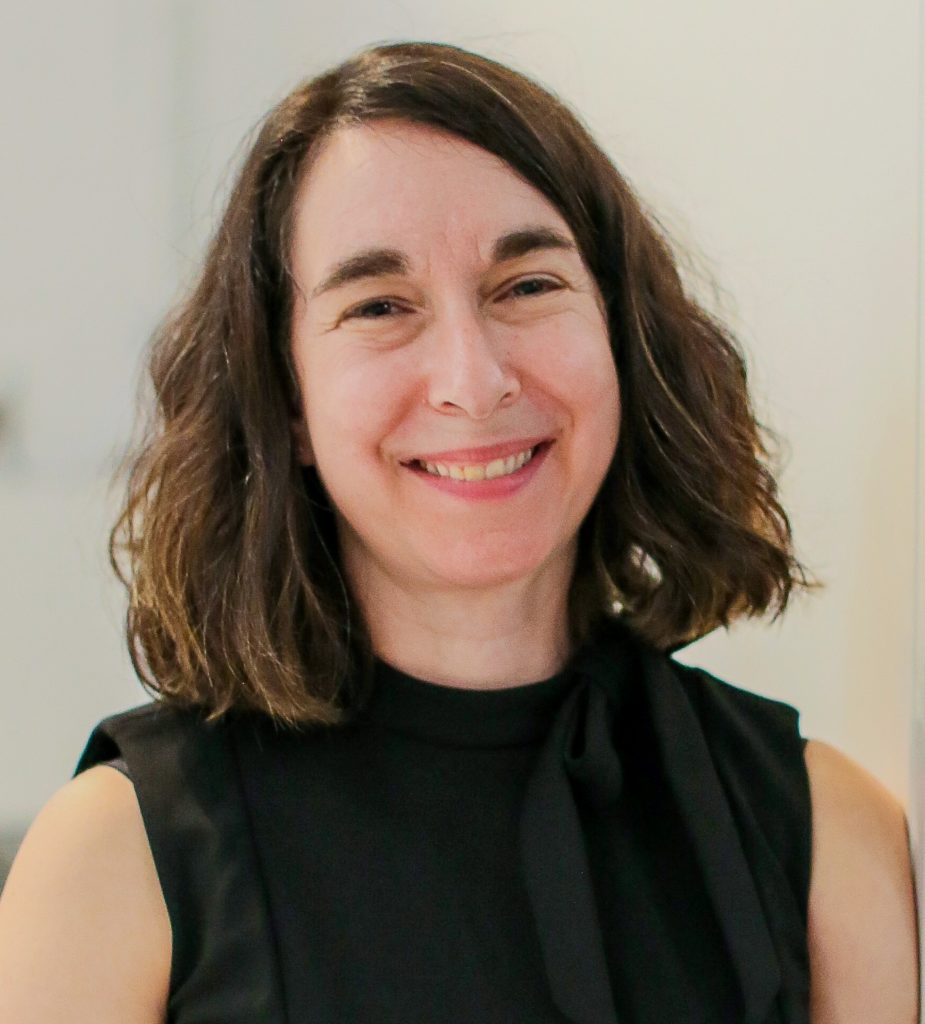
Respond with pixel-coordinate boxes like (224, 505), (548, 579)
(360, 655), (580, 747)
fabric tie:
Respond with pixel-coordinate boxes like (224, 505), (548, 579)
(519, 621), (782, 1024)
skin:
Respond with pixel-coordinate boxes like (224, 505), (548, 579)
(288, 119), (620, 690)
(805, 741), (919, 1021)
(0, 119), (916, 1022)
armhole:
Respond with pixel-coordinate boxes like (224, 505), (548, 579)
(72, 705), (288, 1022)
(98, 757), (132, 781)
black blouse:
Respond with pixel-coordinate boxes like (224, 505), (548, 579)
(76, 617), (811, 1023)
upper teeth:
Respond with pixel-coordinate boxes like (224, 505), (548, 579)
(419, 446), (536, 481)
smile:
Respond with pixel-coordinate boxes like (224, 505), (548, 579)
(415, 445), (537, 481)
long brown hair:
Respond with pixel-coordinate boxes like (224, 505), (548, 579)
(112, 40), (822, 727)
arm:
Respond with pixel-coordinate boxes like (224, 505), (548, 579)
(804, 739), (919, 1023)
(0, 766), (171, 1023)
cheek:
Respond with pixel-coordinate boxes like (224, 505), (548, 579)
(532, 317), (618, 405)
(532, 320), (621, 470)
(299, 350), (406, 461)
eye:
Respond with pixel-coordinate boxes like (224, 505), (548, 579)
(344, 298), (407, 321)
(503, 277), (561, 300)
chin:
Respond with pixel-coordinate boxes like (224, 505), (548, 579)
(420, 540), (558, 589)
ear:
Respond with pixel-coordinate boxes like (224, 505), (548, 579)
(290, 415), (314, 467)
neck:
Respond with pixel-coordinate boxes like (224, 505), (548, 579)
(344, 548), (576, 691)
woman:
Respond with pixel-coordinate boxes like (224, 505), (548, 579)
(0, 40), (917, 1023)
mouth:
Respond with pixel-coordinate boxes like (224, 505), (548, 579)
(402, 439), (554, 482)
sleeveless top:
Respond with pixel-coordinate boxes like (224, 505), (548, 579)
(74, 617), (812, 1024)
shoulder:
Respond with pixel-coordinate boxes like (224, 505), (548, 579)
(75, 699), (232, 787)
(0, 766), (171, 1022)
(77, 699), (204, 754)
(668, 661), (809, 825)
(670, 660), (801, 736)
(802, 738), (919, 1022)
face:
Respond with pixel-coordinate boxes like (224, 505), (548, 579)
(288, 119), (620, 601)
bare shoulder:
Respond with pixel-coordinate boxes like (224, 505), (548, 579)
(0, 765), (171, 1023)
(803, 739), (919, 1024)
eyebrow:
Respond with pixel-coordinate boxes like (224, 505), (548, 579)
(309, 225), (578, 300)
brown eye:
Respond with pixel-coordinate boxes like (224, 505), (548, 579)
(346, 298), (405, 320)
(505, 277), (560, 299)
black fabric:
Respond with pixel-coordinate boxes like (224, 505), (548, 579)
(97, 756), (130, 779)
(76, 701), (285, 1020)
(74, 617), (811, 1024)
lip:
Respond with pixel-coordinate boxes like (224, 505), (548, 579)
(401, 435), (554, 466)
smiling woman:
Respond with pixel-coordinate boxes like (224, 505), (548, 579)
(0, 39), (917, 1024)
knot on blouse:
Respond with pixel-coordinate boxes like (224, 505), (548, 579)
(518, 627), (784, 1024)
(563, 680), (623, 812)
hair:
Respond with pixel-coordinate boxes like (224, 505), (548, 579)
(111, 39), (823, 728)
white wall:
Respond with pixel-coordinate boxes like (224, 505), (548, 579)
(1, 1), (920, 840)
(1, 2), (180, 828)
(911, 0), (925, 1004)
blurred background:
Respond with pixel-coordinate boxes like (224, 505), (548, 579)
(1, 0), (922, 937)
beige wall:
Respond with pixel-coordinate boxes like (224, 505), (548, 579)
(1, 2), (920, 839)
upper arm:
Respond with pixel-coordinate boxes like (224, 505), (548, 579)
(804, 738), (920, 1024)
(0, 765), (172, 1024)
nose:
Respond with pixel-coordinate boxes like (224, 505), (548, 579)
(422, 303), (521, 418)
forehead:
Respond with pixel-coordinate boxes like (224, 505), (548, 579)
(290, 120), (574, 274)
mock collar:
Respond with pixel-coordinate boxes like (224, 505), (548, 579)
(362, 653), (578, 747)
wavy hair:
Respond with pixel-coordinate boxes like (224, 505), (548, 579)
(112, 40), (822, 727)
